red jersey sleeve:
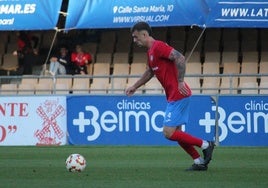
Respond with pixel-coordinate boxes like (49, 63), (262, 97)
(154, 41), (173, 60)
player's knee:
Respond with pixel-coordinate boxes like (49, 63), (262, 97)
(163, 126), (176, 139)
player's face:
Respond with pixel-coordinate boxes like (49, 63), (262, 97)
(132, 30), (146, 47)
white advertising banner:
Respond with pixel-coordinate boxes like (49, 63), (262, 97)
(0, 96), (67, 146)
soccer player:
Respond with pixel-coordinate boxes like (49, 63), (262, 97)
(126, 22), (215, 171)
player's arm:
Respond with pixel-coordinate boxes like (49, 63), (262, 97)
(134, 66), (154, 88)
(169, 49), (190, 96)
(169, 49), (186, 82)
(126, 66), (154, 96)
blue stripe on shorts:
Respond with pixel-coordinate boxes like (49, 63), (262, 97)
(163, 97), (191, 127)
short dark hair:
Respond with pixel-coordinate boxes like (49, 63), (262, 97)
(131, 22), (152, 36)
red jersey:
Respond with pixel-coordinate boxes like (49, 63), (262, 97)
(71, 52), (91, 66)
(147, 40), (192, 102)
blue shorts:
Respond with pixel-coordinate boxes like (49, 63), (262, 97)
(163, 97), (190, 127)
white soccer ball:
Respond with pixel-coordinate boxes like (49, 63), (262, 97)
(65, 153), (86, 172)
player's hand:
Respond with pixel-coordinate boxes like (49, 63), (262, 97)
(125, 86), (136, 96)
(178, 81), (190, 96)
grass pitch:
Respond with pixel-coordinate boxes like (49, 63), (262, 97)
(0, 146), (267, 188)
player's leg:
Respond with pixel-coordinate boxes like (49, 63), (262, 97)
(163, 126), (212, 151)
(162, 98), (207, 148)
(163, 126), (207, 170)
(162, 97), (215, 169)
(163, 126), (203, 147)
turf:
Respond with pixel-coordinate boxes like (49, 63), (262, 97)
(0, 146), (267, 188)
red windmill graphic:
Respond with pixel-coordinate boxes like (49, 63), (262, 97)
(34, 100), (65, 146)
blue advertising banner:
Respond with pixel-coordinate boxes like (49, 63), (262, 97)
(216, 96), (268, 146)
(205, 0), (268, 28)
(67, 95), (168, 145)
(0, 0), (63, 30)
(65, 0), (207, 29)
(67, 95), (215, 145)
(67, 95), (268, 146)
(65, 0), (268, 29)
